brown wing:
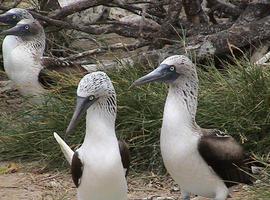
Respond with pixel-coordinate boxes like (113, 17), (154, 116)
(38, 56), (88, 89)
(198, 132), (253, 187)
(118, 139), (131, 177)
(71, 151), (83, 188)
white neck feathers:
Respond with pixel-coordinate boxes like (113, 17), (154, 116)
(83, 101), (117, 146)
(170, 78), (198, 121)
(161, 78), (199, 141)
(20, 33), (46, 58)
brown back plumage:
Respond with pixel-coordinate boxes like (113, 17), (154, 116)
(71, 151), (83, 188)
(118, 139), (131, 177)
(198, 130), (254, 187)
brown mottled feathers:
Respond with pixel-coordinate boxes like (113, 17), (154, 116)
(39, 56), (88, 89)
(118, 139), (131, 177)
(198, 130), (253, 187)
(71, 151), (83, 188)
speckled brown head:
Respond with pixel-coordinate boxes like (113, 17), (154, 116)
(133, 55), (199, 119)
(66, 72), (117, 134)
(132, 55), (198, 87)
(0, 19), (43, 37)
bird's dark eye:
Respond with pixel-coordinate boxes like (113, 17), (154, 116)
(169, 66), (175, 71)
(89, 95), (95, 101)
(12, 15), (17, 19)
(24, 25), (30, 30)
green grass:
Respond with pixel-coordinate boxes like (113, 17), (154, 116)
(0, 59), (269, 173)
(197, 60), (270, 152)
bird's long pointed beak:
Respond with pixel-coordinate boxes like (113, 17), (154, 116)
(0, 25), (21, 36)
(66, 96), (94, 135)
(132, 64), (174, 87)
(0, 13), (14, 25)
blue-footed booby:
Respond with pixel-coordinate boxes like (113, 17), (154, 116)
(133, 55), (257, 200)
(54, 71), (130, 200)
(0, 12), (87, 103)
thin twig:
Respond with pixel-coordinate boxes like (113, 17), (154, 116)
(63, 41), (150, 61)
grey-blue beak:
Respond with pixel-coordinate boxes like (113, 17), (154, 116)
(0, 24), (23, 36)
(0, 13), (13, 25)
(132, 64), (179, 86)
(0, 12), (18, 25)
(66, 96), (96, 134)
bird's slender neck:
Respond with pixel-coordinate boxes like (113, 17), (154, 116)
(18, 31), (46, 58)
(169, 77), (198, 122)
(83, 98), (117, 146)
(161, 76), (198, 134)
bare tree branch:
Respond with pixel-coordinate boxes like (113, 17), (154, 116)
(31, 11), (156, 39)
(4, 0), (270, 63)
(50, 0), (109, 19)
(186, 22), (233, 36)
(234, 2), (270, 26)
(105, 1), (142, 15)
(64, 41), (150, 61)
(187, 14), (270, 59)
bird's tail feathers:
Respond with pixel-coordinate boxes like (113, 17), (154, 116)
(53, 132), (74, 165)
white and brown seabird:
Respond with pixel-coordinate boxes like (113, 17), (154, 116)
(54, 71), (130, 200)
(0, 9), (87, 103)
(133, 55), (259, 200)
(0, 8), (82, 70)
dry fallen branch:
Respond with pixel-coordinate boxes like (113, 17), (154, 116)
(31, 10), (157, 40)
(3, 0), (270, 64)
(64, 41), (150, 61)
(234, 2), (270, 26)
(140, 13), (270, 62)
(50, 0), (109, 19)
(185, 22), (234, 36)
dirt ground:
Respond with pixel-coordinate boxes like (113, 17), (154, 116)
(0, 161), (252, 200)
